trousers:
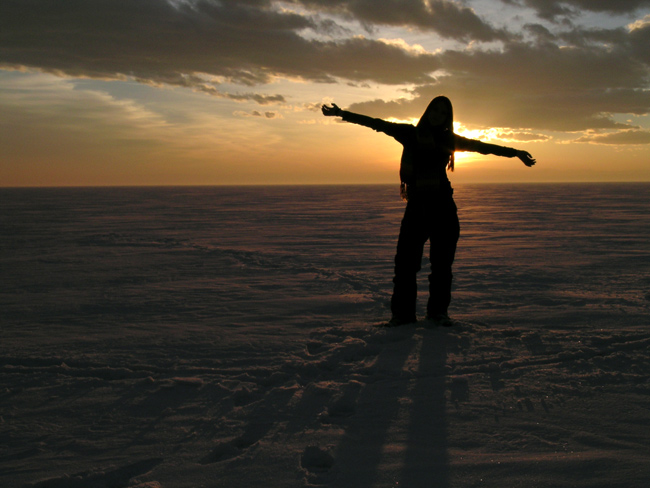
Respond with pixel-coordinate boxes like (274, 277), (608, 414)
(390, 193), (460, 320)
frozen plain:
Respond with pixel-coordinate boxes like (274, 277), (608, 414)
(1, 183), (649, 487)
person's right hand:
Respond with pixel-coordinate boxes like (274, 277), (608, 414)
(517, 150), (536, 167)
(321, 103), (342, 117)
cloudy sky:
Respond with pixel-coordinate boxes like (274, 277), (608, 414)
(2, 0), (650, 186)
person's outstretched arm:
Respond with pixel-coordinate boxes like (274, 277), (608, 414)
(321, 103), (411, 141)
(455, 134), (536, 167)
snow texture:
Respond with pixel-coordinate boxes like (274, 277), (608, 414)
(1, 184), (649, 487)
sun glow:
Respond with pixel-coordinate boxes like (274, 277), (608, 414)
(452, 122), (491, 164)
(454, 122), (498, 141)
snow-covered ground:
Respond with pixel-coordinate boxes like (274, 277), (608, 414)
(1, 184), (649, 487)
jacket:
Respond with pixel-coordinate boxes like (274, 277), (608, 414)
(341, 110), (518, 192)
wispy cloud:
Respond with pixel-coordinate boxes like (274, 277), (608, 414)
(575, 129), (650, 145)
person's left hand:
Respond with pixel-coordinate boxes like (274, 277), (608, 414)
(517, 150), (536, 167)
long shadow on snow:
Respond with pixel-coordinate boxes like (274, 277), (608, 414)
(329, 326), (450, 488)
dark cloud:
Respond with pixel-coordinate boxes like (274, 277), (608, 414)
(348, 32), (650, 132)
(249, 110), (279, 118)
(523, 23), (557, 43)
(291, 0), (509, 42)
(557, 26), (627, 47)
(1, 0), (313, 88)
(0, 0), (441, 100)
(628, 17), (650, 64)
(236, 110), (271, 117)
(350, 84), (645, 133)
(501, 0), (650, 21)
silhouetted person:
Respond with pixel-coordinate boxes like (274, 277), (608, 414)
(322, 96), (536, 327)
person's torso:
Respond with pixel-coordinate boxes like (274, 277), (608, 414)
(401, 130), (452, 194)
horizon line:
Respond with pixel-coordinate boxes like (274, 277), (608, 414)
(2, 180), (650, 190)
